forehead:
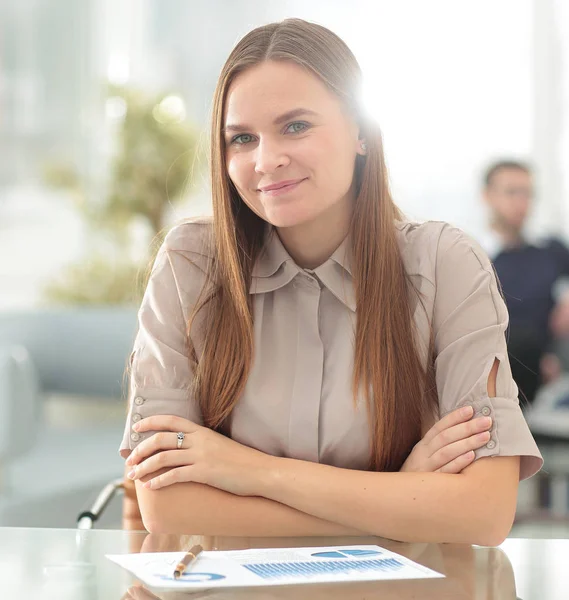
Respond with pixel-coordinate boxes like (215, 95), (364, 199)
(224, 61), (342, 125)
(492, 168), (532, 186)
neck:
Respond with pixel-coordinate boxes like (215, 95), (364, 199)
(276, 195), (353, 269)
(490, 218), (524, 249)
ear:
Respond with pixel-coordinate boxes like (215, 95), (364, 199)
(356, 138), (367, 156)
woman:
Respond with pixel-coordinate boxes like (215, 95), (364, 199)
(120, 18), (542, 544)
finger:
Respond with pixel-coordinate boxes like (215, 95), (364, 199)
(422, 405), (474, 446)
(436, 451), (476, 474)
(143, 465), (195, 490)
(429, 416), (492, 454)
(430, 431), (491, 469)
(127, 431), (185, 467)
(131, 449), (192, 480)
(134, 415), (200, 435)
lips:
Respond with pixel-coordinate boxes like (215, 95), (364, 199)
(258, 178), (306, 192)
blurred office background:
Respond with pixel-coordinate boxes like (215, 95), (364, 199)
(1, 0), (569, 533)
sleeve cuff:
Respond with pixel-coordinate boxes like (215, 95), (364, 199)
(118, 387), (201, 459)
(445, 395), (543, 481)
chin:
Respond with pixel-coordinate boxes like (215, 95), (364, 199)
(263, 210), (318, 229)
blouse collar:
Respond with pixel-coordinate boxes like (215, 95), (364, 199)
(250, 227), (355, 311)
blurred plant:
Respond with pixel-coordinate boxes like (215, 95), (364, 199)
(42, 84), (199, 305)
(103, 85), (197, 237)
(43, 257), (143, 306)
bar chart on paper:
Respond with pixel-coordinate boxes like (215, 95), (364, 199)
(243, 547), (407, 581)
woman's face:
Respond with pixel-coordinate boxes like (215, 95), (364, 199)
(223, 60), (365, 229)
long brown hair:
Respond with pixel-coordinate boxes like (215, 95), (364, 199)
(189, 18), (437, 472)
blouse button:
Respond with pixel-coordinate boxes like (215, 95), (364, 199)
(486, 439), (496, 449)
(481, 406), (491, 417)
(132, 413), (142, 423)
(134, 396), (145, 406)
(131, 432), (140, 442)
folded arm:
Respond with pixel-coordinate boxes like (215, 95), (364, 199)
(136, 454), (518, 545)
(135, 359), (518, 545)
(135, 477), (367, 537)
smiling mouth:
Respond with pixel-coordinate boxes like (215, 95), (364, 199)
(258, 178), (307, 196)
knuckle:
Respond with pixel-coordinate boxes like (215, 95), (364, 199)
(466, 435), (479, 449)
(471, 431), (489, 446)
(437, 447), (453, 463)
(469, 420), (482, 434)
(429, 421), (442, 435)
(432, 452), (444, 466)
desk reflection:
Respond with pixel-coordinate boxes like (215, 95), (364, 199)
(122, 533), (516, 599)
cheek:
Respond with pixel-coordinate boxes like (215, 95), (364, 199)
(502, 201), (517, 215)
(226, 155), (247, 188)
(226, 155), (263, 214)
(313, 134), (356, 190)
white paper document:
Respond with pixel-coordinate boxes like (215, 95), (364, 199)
(107, 544), (444, 591)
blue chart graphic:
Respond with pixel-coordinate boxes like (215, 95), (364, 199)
(156, 572), (226, 583)
(311, 549), (383, 559)
(244, 555), (404, 581)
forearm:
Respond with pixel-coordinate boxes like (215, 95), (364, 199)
(258, 456), (519, 546)
(135, 474), (366, 536)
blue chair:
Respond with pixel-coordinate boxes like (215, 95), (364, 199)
(0, 308), (138, 528)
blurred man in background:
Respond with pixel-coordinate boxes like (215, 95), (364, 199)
(480, 160), (569, 406)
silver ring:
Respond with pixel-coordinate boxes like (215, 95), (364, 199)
(176, 432), (185, 449)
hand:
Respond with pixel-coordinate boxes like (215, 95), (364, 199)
(125, 415), (271, 496)
(400, 405), (492, 473)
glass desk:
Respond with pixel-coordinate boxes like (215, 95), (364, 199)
(0, 527), (567, 599)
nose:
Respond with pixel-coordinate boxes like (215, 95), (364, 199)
(254, 138), (290, 175)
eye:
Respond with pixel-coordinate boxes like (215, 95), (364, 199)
(231, 133), (255, 145)
(285, 121), (309, 134)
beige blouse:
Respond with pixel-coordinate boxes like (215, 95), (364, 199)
(119, 217), (543, 480)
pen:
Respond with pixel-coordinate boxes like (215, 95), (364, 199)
(173, 544), (203, 579)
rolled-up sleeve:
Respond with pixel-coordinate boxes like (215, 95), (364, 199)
(433, 225), (543, 480)
(119, 237), (204, 460)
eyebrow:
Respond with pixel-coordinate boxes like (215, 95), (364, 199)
(223, 108), (319, 134)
